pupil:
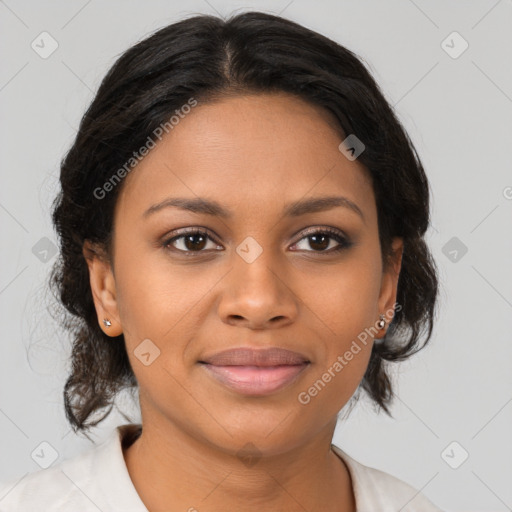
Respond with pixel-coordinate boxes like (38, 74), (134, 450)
(182, 234), (332, 252)
(185, 234), (206, 251)
(310, 234), (329, 251)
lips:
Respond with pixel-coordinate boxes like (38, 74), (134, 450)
(200, 347), (309, 366)
(199, 347), (310, 396)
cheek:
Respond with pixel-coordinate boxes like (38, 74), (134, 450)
(113, 242), (206, 341)
(297, 267), (378, 417)
(297, 246), (381, 405)
(305, 252), (382, 340)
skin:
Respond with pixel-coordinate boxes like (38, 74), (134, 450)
(83, 92), (403, 512)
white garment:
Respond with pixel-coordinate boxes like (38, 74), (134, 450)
(0, 423), (443, 511)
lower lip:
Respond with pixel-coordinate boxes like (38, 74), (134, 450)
(201, 363), (309, 395)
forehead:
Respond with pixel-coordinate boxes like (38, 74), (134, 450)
(114, 92), (375, 223)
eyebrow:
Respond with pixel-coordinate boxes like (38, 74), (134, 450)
(143, 195), (365, 222)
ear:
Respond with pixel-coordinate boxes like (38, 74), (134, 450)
(377, 237), (404, 331)
(82, 240), (123, 337)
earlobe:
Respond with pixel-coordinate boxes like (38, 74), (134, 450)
(82, 240), (123, 337)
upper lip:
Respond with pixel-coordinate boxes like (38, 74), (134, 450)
(199, 347), (310, 366)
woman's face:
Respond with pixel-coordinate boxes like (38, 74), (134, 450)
(86, 92), (402, 456)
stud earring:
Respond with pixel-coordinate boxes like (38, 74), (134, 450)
(377, 314), (386, 330)
(103, 318), (112, 327)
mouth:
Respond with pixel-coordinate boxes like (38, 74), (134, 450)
(198, 347), (311, 396)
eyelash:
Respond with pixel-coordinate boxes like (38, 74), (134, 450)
(162, 227), (352, 256)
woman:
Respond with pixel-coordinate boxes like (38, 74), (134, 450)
(0, 10), (442, 511)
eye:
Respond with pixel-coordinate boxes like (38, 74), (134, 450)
(163, 229), (223, 253)
(162, 226), (352, 255)
(291, 227), (352, 254)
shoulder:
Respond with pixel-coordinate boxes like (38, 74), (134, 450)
(331, 444), (444, 512)
(0, 424), (146, 512)
(0, 440), (100, 512)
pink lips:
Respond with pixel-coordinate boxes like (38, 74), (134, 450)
(199, 347), (310, 396)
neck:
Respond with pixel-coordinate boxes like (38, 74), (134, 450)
(122, 419), (356, 512)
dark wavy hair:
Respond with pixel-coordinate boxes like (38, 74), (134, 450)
(50, 10), (439, 435)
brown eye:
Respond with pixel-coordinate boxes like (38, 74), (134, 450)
(291, 228), (352, 254)
(163, 230), (222, 253)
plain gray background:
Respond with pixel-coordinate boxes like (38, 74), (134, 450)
(1, 1), (511, 510)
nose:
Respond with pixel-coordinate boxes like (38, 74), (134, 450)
(217, 244), (299, 330)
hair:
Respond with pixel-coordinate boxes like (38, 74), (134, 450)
(50, 10), (439, 435)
